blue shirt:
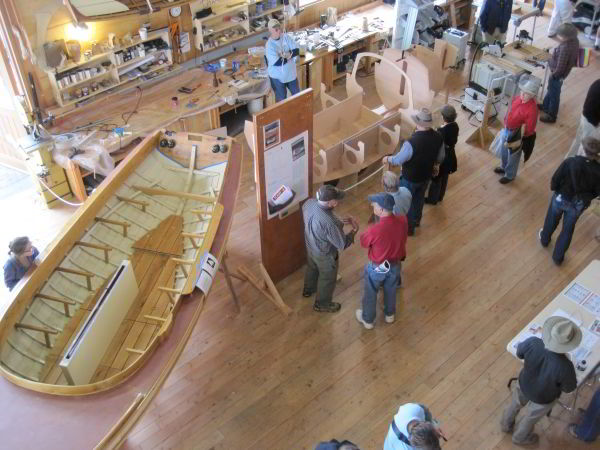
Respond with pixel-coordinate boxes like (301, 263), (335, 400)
(4, 247), (39, 291)
(266, 34), (298, 83)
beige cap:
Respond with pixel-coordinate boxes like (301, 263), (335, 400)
(268, 19), (281, 30)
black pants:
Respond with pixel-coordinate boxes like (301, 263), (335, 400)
(426, 173), (449, 204)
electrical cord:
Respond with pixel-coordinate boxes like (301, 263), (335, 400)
(37, 175), (84, 207)
(121, 86), (143, 125)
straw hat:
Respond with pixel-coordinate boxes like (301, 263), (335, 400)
(411, 108), (434, 128)
(542, 316), (582, 354)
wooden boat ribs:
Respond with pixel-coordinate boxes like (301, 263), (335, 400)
(0, 130), (230, 395)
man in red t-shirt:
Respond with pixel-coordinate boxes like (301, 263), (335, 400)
(356, 193), (408, 329)
(493, 79), (539, 184)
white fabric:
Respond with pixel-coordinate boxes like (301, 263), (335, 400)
(566, 114), (600, 158)
(483, 27), (507, 44)
(548, 0), (574, 36)
(383, 403), (426, 450)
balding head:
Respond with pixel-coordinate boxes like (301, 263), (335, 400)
(382, 171), (399, 192)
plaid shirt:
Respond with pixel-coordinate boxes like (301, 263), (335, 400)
(302, 199), (353, 257)
(549, 37), (579, 79)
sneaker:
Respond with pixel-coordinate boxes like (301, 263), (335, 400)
(385, 314), (395, 323)
(513, 433), (539, 446)
(355, 309), (374, 329)
(424, 198), (437, 205)
(302, 288), (313, 297)
(313, 302), (341, 313)
(540, 112), (556, 123)
(538, 228), (549, 248)
(494, 167), (505, 174)
(499, 177), (513, 184)
(407, 227), (415, 236)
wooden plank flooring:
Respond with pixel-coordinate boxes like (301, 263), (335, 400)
(1, 12), (599, 450)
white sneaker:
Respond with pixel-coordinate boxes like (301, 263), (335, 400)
(385, 314), (395, 324)
(355, 309), (374, 329)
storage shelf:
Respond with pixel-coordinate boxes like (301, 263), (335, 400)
(61, 82), (119, 107)
(203, 20), (247, 36)
(52, 53), (111, 75)
(58, 70), (114, 91)
(198, 3), (248, 22)
(250, 5), (283, 19)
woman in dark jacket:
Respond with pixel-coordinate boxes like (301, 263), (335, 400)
(426, 105), (459, 205)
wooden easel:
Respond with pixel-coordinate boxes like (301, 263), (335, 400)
(216, 253), (292, 316)
(465, 90), (495, 149)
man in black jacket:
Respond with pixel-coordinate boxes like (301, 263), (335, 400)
(501, 316), (580, 446)
(539, 137), (600, 265)
(382, 109), (444, 236)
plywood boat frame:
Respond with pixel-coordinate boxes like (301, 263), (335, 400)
(0, 129), (233, 396)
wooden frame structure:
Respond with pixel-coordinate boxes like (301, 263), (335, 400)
(0, 130), (243, 448)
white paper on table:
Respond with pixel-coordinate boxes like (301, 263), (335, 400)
(569, 328), (599, 365)
(564, 282), (591, 304)
(512, 322), (543, 350)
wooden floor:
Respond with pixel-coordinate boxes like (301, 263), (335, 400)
(2, 13), (600, 450)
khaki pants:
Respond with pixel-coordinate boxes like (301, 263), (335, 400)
(500, 381), (555, 444)
(566, 114), (600, 159)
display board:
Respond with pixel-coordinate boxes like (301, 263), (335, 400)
(252, 89), (313, 283)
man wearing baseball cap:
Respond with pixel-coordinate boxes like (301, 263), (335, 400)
(501, 316), (579, 445)
(302, 185), (358, 313)
(355, 193), (407, 329)
(265, 19), (300, 102)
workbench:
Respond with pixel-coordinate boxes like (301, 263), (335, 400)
(507, 259), (600, 412)
(51, 60), (267, 202)
(291, 1), (394, 92)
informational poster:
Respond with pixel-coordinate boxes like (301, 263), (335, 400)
(195, 251), (220, 294)
(565, 282), (600, 315)
(264, 130), (309, 220)
(263, 119), (280, 149)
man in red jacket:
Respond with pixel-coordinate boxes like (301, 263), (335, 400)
(356, 193), (408, 330)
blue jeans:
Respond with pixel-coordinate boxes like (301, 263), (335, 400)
(540, 193), (585, 264)
(399, 177), (427, 232)
(542, 75), (563, 120)
(575, 388), (600, 442)
(361, 262), (400, 324)
(533, 0), (546, 11)
(501, 146), (522, 180)
(269, 77), (300, 102)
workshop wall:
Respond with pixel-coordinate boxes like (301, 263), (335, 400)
(16, 0), (370, 110)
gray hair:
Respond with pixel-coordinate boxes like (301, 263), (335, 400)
(382, 171), (399, 192)
(410, 422), (441, 450)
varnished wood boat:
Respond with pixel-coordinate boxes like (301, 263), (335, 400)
(0, 129), (242, 448)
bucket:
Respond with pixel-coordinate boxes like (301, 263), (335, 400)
(247, 97), (264, 114)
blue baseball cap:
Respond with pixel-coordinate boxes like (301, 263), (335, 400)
(368, 192), (394, 211)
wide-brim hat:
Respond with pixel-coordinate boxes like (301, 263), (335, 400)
(557, 23), (578, 39)
(411, 108), (433, 128)
(520, 79), (539, 96)
(542, 316), (582, 353)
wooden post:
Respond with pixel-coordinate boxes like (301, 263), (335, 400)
(237, 264), (292, 316)
(94, 217), (130, 238)
(56, 266), (94, 290)
(116, 195), (148, 212)
(75, 241), (112, 263)
(15, 322), (58, 348)
(36, 293), (76, 317)
(465, 90), (495, 149)
(220, 253), (240, 313)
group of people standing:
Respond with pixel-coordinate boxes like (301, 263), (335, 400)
(302, 105), (459, 332)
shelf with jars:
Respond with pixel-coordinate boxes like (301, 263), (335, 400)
(47, 30), (173, 107)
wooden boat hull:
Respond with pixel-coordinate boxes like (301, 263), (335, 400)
(0, 131), (243, 448)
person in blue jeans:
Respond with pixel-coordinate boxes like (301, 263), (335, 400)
(539, 137), (600, 265)
(539, 23), (579, 124)
(265, 19), (300, 103)
(569, 387), (600, 442)
(382, 109), (444, 235)
(355, 193), (407, 329)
